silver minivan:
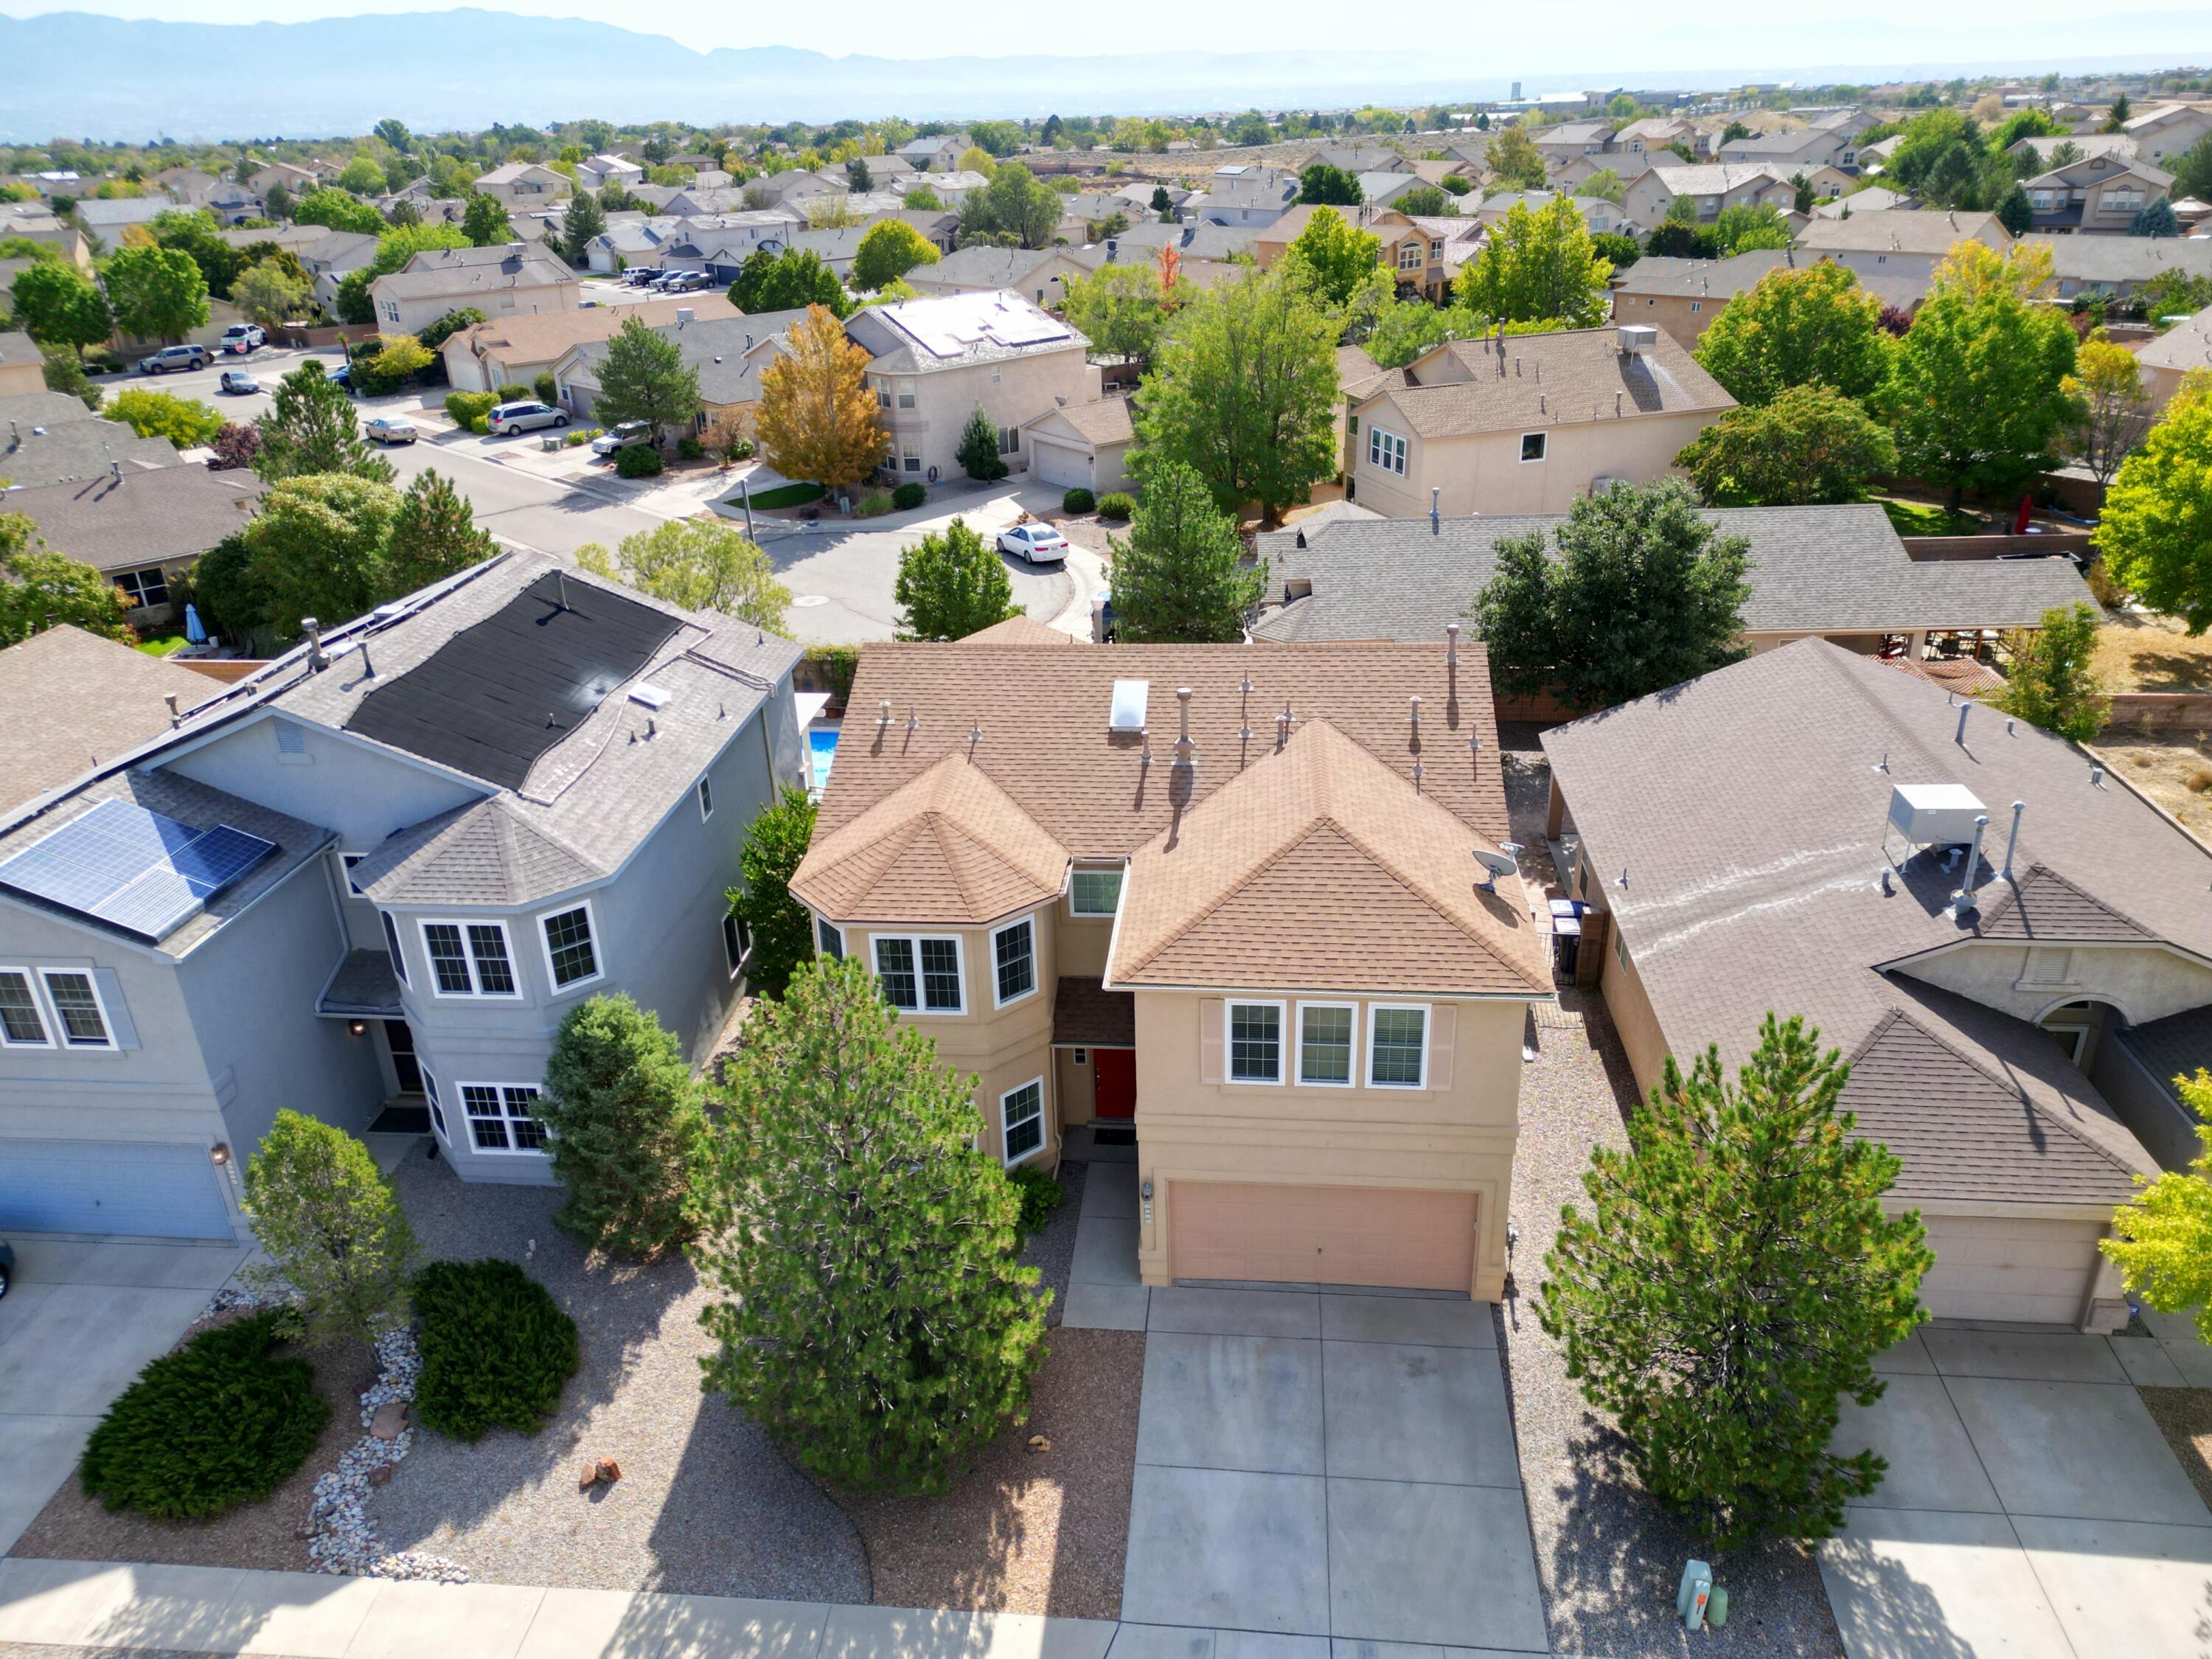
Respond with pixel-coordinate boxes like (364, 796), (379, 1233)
(486, 400), (570, 437)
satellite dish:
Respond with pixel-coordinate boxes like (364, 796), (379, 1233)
(1474, 841), (1523, 889)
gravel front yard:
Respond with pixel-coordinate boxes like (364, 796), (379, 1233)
(1502, 752), (1846, 1659)
(363, 1144), (869, 1602)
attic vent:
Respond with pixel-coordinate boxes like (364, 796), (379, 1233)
(1109, 678), (1149, 733)
(628, 683), (672, 710)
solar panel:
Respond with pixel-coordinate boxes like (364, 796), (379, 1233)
(0, 798), (277, 941)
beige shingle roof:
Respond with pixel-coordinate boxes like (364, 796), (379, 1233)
(0, 627), (228, 815)
(1105, 720), (1547, 995)
(961, 615), (1076, 646)
(1359, 327), (1733, 439)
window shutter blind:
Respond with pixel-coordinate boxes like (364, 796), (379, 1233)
(1198, 998), (1224, 1084)
(1427, 1004), (1455, 1090)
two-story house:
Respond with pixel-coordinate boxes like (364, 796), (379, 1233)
(841, 291), (1102, 485)
(2025, 154), (2176, 234)
(473, 163), (571, 208)
(2124, 102), (2212, 167)
(790, 633), (1552, 1295)
(1194, 164), (1299, 228)
(1793, 208), (2013, 284)
(366, 244), (580, 336)
(1255, 205), (1463, 305)
(0, 553), (804, 1241)
(577, 153), (646, 192)
(1618, 164), (1795, 229)
(896, 135), (970, 173)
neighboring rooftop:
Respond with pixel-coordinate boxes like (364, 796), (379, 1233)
(843, 290), (1085, 374)
(1, 466), (262, 570)
(1795, 209), (2009, 254)
(1349, 327), (1734, 439)
(0, 627), (229, 814)
(0, 408), (181, 487)
(562, 307), (812, 406)
(448, 293), (739, 366)
(2022, 234), (2212, 287)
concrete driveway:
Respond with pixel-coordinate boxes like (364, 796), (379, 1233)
(0, 1236), (249, 1553)
(1822, 1320), (2212, 1659)
(1118, 1282), (1546, 1652)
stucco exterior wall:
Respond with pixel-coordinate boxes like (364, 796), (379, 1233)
(165, 714), (484, 853)
(1351, 407), (1717, 518)
(1127, 990), (1527, 1297)
(1610, 290), (1722, 349)
(869, 347), (1099, 484)
(1890, 939), (2212, 1031)
(375, 279), (582, 339)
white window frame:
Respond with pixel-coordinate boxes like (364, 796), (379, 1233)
(1295, 1000), (1359, 1088)
(1520, 431), (1548, 463)
(1068, 865), (1124, 918)
(990, 914), (1038, 1009)
(0, 965), (53, 1048)
(1225, 998), (1287, 1085)
(1000, 1076), (1046, 1167)
(1396, 241), (1421, 271)
(697, 776), (714, 821)
(538, 898), (605, 993)
(417, 917), (523, 1000)
(1368, 426), (1407, 476)
(1366, 1001), (1431, 1090)
(423, 1069), (448, 1144)
(723, 908), (751, 980)
(38, 967), (115, 1051)
(871, 932), (966, 1015)
(458, 1080), (550, 1156)
(816, 916), (845, 959)
(380, 911), (409, 987)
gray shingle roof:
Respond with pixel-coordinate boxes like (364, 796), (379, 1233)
(563, 309), (810, 406)
(2117, 1003), (2212, 1100)
(317, 947), (403, 1017)
(1352, 327), (1734, 440)
(1966, 863), (2157, 943)
(1796, 209), (2008, 254)
(2023, 234), (2212, 287)
(2, 465), (262, 569)
(0, 408), (181, 487)
(0, 626), (229, 815)
(0, 329), (40, 371)
(1251, 504), (2093, 643)
(1540, 639), (2174, 1204)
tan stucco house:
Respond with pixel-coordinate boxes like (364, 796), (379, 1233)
(367, 245), (580, 337)
(1021, 395), (1134, 495)
(1256, 205), (1464, 304)
(1611, 249), (1927, 348)
(1343, 324), (1736, 518)
(473, 163), (571, 207)
(2124, 102), (2212, 167)
(1544, 641), (2191, 1332)
(790, 637), (1552, 1295)
(2026, 153), (2175, 234)
(0, 330), (44, 399)
(1620, 164), (1794, 230)
(1792, 209), (2013, 284)
(441, 293), (740, 394)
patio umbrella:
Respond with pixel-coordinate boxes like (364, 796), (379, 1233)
(183, 603), (206, 645)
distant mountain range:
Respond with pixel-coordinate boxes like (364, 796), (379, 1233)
(4, 7), (2211, 144)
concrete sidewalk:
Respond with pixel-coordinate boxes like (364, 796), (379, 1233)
(0, 1559), (1542, 1659)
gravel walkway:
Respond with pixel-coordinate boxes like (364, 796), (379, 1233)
(1501, 752), (1845, 1659)
(361, 1144), (869, 1603)
(1022, 1160), (1087, 1328)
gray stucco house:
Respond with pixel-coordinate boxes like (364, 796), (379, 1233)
(0, 552), (805, 1241)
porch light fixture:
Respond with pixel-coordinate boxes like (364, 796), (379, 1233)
(210, 1142), (232, 1166)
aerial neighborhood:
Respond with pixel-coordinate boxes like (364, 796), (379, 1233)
(6, 41), (2212, 1659)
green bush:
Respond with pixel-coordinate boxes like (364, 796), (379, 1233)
(445, 390), (495, 429)
(616, 444), (665, 478)
(1062, 487), (1096, 515)
(1007, 1165), (1065, 1233)
(804, 641), (861, 704)
(79, 1309), (329, 1521)
(857, 492), (894, 517)
(677, 436), (704, 461)
(533, 372), (560, 406)
(495, 382), (531, 403)
(1097, 492), (1135, 522)
(411, 1259), (579, 1441)
(892, 480), (927, 510)
(726, 437), (755, 460)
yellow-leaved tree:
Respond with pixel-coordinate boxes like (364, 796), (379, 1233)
(2102, 1068), (2212, 1343)
(754, 305), (889, 494)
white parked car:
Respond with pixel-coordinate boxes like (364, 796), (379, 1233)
(997, 523), (1069, 565)
(220, 322), (265, 353)
(365, 415), (417, 445)
(486, 400), (568, 437)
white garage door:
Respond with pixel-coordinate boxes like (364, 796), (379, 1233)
(1919, 1215), (2102, 1326)
(1032, 438), (1093, 491)
(0, 1139), (234, 1240)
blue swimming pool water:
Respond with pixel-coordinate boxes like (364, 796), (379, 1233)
(809, 728), (838, 791)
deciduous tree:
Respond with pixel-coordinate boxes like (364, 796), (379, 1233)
(107, 389), (223, 448)
(851, 220), (939, 291)
(2065, 330), (2151, 486)
(1470, 478), (1750, 711)
(241, 473), (405, 635)
(1540, 1015), (1932, 1551)
(575, 518), (788, 629)
(461, 192), (513, 246)
(2103, 1068), (2212, 1345)
(1134, 266), (1340, 526)
(1061, 262), (1167, 371)
(893, 516), (1018, 639)
(1482, 125), (1546, 191)
(1457, 194), (1611, 327)
(733, 246), (848, 316)
(538, 994), (708, 1259)
(0, 514), (133, 644)
(231, 260), (310, 330)
(2097, 373), (2212, 631)
(103, 243), (209, 344)
(694, 953), (1048, 1493)
(1279, 206), (1382, 307)
(291, 186), (385, 235)
(1995, 602), (2109, 740)
(1296, 163), (1362, 206)
(1676, 383), (1898, 507)
(754, 305), (888, 491)
(726, 784), (817, 999)
(1105, 459), (1263, 641)
(9, 261), (112, 355)
(241, 1109), (419, 1352)
(1694, 260), (1891, 406)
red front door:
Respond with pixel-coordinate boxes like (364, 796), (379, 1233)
(1093, 1048), (1136, 1119)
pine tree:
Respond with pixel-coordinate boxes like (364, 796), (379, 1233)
(591, 314), (700, 440)
(1107, 460), (1265, 641)
(1540, 1015), (1933, 1551)
(538, 994), (709, 1259)
(242, 1110), (419, 1352)
(560, 187), (606, 268)
(389, 467), (495, 591)
(694, 954), (1048, 1492)
(956, 404), (1008, 481)
(254, 361), (394, 485)
(726, 785), (817, 998)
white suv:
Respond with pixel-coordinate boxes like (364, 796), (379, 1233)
(486, 400), (569, 437)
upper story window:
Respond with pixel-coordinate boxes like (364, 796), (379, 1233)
(420, 920), (519, 998)
(817, 917), (845, 959)
(1228, 999), (1284, 1082)
(1368, 1004), (1430, 1088)
(380, 911), (409, 987)
(993, 917), (1037, 1006)
(1520, 431), (1548, 463)
(896, 378), (917, 409)
(0, 969), (49, 1046)
(540, 902), (602, 990)
(1397, 242), (1421, 271)
(697, 776), (714, 821)
(42, 970), (112, 1048)
(1368, 427), (1407, 476)
(1070, 867), (1123, 917)
(1298, 1002), (1356, 1086)
(875, 380), (891, 408)
(874, 934), (964, 1014)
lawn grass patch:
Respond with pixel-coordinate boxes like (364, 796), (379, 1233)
(731, 481), (826, 510)
(1876, 496), (1984, 538)
(79, 1309), (328, 1522)
(133, 633), (187, 657)
(411, 1259), (579, 1441)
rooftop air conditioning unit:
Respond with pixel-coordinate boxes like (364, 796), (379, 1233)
(1617, 324), (1658, 355)
(1888, 783), (1985, 849)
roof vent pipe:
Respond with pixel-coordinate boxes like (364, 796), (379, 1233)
(1175, 687), (1193, 760)
(359, 641), (374, 678)
(2002, 799), (2025, 879)
(302, 616), (327, 669)
(1955, 700), (1969, 746)
(1953, 813), (1989, 911)
(877, 698), (892, 728)
(1446, 620), (1459, 666)
(163, 692), (180, 726)
(1430, 487), (1441, 532)
(1409, 694), (1422, 729)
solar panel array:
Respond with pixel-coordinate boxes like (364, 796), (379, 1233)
(0, 798), (278, 941)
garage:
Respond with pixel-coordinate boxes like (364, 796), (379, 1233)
(1171, 1180), (1477, 1293)
(1032, 437), (1093, 492)
(1917, 1214), (2103, 1326)
(0, 1139), (234, 1240)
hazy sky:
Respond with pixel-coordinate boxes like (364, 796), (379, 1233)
(5, 0), (2210, 63)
